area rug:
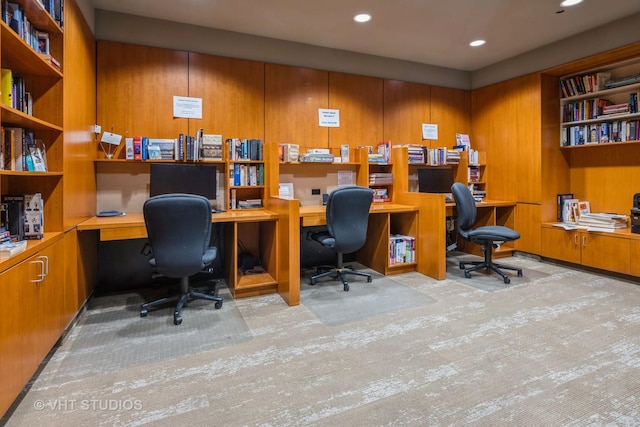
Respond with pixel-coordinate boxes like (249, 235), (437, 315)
(300, 265), (436, 326)
(46, 283), (251, 383)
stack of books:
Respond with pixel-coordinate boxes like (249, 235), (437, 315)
(577, 213), (628, 229)
(369, 173), (393, 185)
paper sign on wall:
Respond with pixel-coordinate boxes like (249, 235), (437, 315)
(319, 109), (340, 127)
(173, 96), (203, 119)
(422, 123), (438, 140)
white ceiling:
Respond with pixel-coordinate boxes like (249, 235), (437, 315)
(90, 0), (640, 71)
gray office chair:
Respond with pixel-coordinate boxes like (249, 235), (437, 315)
(309, 186), (374, 291)
(451, 182), (522, 284)
(140, 193), (223, 325)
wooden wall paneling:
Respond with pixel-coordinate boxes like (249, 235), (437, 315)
(540, 73), (570, 223)
(383, 79), (431, 147)
(97, 41), (189, 146)
(328, 72), (383, 154)
(265, 63), (328, 153)
(430, 86), (471, 148)
(514, 202), (541, 254)
(568, 144), (640, 215)
(187, 53), (264, 139)
(64, 0), (97, 228)
(471, 74), (542, 203)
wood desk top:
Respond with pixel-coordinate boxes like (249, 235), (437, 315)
(444, 199), (517, 208)
(299, 203), (417, 227)
(78, 209), (280, 241)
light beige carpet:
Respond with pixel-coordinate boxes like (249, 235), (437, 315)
(3, 255), (640, 426)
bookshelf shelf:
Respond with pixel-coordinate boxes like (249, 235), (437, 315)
(560, 59), (640, 146)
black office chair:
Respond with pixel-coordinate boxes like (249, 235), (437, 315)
(309, 186), (374, 291)
(450, 182), (522, 284)
(140, 193), (223, 325)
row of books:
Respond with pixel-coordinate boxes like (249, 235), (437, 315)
(371, 188), (390, 203)
(562, 93), (638, 123)
(562, 120), (640, 146)
(1, 126), (48, 172)
(426, 147), (460, 166)
(1, 69), (33, 114)
(124, 131), (232, 162)
(560, 71), (611, 98)
(0, 193), (44, 244)
(389, 234), (415, 265)
(229, 163), (264, 187)
(1, 0), (63, 56)
(228, 137), (263, 161)
(468, 166), (481, 182)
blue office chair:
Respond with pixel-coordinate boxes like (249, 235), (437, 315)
(140, 193), (223, 325)
(309, 186), (374, 291)
(451, 182), (522, 284)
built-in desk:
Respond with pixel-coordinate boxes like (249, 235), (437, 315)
(78, 208), (290, 304)
(299, 203), (420, 275)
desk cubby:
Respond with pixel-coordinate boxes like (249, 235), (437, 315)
(223, 218), (278, 298)
(453, 202), (517, 258)
(358, 208), (418, 275)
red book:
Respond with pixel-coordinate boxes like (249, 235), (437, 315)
(133, 136), (142, 160)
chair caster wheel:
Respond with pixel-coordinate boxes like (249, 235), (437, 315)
(174, 315), (182, 325)
(215, 300), (223, 309)
(464, 271), (471, 278)
(366, 276), (372, 283)
(343, 284), (350, 292)
(140, 308), (148, 317)
(517, 271), (523, 277)
(504, 277), (511, 284)
(310, 279), (316, 285)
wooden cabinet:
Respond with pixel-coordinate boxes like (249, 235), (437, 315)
(541, 225), (631, 274)
(0, 236), (64, 416)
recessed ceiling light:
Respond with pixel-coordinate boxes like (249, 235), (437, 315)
(469, 40), (486, 47)
(560, 0), (583, 6)
(354, 13), (371, 23)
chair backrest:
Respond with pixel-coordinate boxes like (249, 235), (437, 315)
(450, 182), (477, 239)
(326, 186), (374, 253)
(143, 193), (212, 278)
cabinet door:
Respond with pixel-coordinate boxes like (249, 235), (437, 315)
(581, 233), (630, 274)
(630, 239), (640, 277)
(0, 263), (30, 416)
(541, 227), (581, 264)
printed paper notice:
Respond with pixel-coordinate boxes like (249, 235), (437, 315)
(100, 131), (122, 145)
(422, 123), (438, 140)
(337, 170), (355, 187)
(173, 96), (202, 119)
(319, 109), (340, 127)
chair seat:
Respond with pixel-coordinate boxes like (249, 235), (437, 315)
(149, 247), (217, 270)
(467, 225), (520, 242)
(310, 232), (335, 249)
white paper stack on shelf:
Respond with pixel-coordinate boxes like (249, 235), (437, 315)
(577, 213), (628, 230)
